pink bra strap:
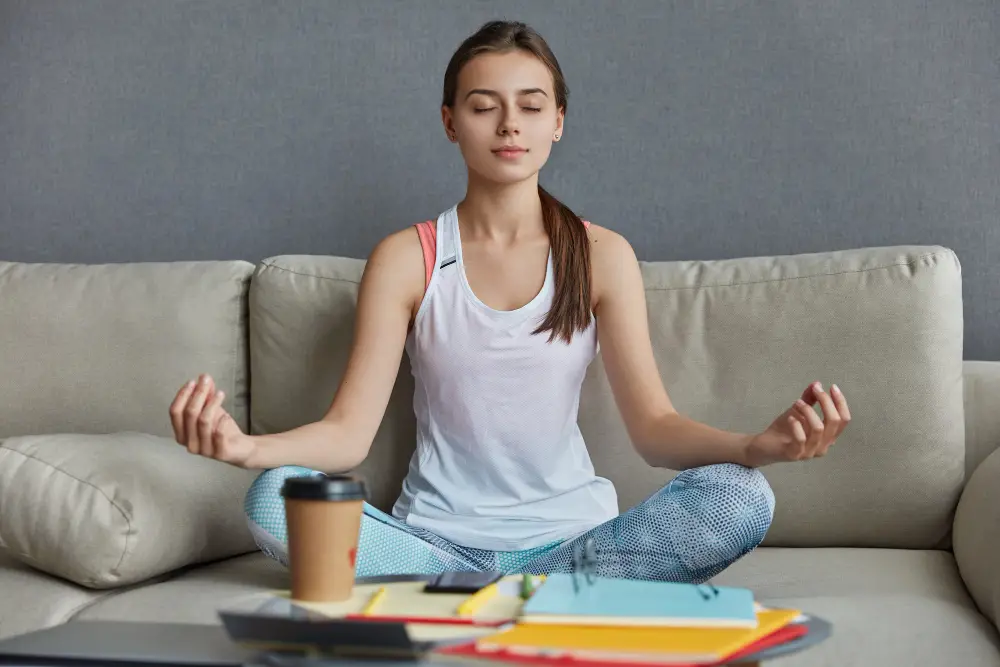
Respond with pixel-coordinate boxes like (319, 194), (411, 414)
(414, 221), (437, 290)
(414, 218), (589, 290)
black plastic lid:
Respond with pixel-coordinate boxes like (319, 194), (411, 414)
(281, 474), (367, 501)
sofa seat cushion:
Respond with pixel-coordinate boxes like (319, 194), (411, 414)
(0, 432), (259, 589)
(717, 548), (1000, 666)
(65, 548), (1000, 665)
(72, 553), (286, 624)
(0, 553), (107, 641)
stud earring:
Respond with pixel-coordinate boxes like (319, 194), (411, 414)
(554, 133), (561, 140)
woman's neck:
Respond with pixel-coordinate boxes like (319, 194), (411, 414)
(457, 172), (544, 242)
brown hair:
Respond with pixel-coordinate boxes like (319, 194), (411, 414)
(442, 20), (591, 344)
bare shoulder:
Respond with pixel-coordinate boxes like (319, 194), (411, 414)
(586, 223), (635, 260)
(362, 224), (427, 316)
(586, 223), (640, 307)
(370, 223), (426, 259)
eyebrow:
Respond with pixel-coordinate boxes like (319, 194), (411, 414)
(464, 88), (549, 100)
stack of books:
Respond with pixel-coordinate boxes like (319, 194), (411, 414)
(231, 574), (811, 665)
(438, 573), (807, 666)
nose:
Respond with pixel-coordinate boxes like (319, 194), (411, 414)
(498, 109), (519, 136)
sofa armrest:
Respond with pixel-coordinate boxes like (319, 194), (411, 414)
(954, 446), (1000, 630)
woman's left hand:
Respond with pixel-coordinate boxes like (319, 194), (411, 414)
(744, 381), (851, 467)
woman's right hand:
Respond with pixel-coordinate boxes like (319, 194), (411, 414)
(170, 374), (256, 467)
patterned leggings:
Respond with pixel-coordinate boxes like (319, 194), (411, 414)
(244, 463), (775, 584)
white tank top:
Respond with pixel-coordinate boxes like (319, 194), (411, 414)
(391, 204), (620, 551)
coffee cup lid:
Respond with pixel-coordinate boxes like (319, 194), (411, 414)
(281, 474), (367, 501)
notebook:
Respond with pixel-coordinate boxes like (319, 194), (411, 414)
(475, 608), (801, 664)
(518, 574), (757, 628)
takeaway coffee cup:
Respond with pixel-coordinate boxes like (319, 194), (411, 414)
(281, 474), (366, 602)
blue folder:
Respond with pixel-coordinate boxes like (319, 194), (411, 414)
(519, 573), (758, 628)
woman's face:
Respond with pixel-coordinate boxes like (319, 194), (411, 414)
(443, 50), (564, 185)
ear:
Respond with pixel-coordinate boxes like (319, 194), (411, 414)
(441, 105), (458, 143)
(554, 107), (565, 142)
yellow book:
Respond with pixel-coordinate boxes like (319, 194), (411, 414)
(267, 576), (540, 623)
(476, 608), (801, 664)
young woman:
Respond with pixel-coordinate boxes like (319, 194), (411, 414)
(169, 21), (850, 584)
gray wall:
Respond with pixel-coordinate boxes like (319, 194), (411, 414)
(1, 0), (997, 360)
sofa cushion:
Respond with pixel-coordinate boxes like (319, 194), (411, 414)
(579, 245), (964, 549)
(955, 447), (1000, 633)
(72, 552), (287, 625)
(247, 256), (416, 513)
(0, 260), (254, 439)
(963, 360), (1000, 478)
(760, 596), (998, 667)
(0, 432), (259, 589)
(68, 548), (1000, 666)
(247, 246), (964, 549)
(716, 548), (1000, 666)
(0, 553), (107, 641)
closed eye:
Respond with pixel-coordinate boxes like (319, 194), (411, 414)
(473, 107), (542, 113)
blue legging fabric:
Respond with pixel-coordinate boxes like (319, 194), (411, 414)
(244, 463), (774, 584)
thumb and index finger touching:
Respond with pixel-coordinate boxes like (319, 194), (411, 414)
(799, 381), (823, 405)
(170, 374), (238, 446)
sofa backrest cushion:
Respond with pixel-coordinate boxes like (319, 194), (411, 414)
(581, 245), (964, 549)
(249, 245), (964, 549)
(248, 256), (415, 513)
(0, 260), (254, 438)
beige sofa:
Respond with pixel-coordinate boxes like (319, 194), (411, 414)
(1, 244), (998, 666)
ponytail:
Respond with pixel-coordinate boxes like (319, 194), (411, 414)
(535, 185), (592, 344)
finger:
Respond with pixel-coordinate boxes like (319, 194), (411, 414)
(169, 380), (197, 444)
(198, 389), (225, 458)
(813, 387), (842, 450)
(212, 407), (235, 459)
(210, 393), (230, 453)
(793, 400), (825, 456)
(791, 413), (810, 459)
(211, 392), (228, 432)
(831, 384), (851, 432)
(799, 381), (822, 405)
(184, 375), (212, 454)
(787, 415), (808, 451)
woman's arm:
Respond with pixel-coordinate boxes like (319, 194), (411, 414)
(170, 226), (425, 473)
(588, 224), (849, 470)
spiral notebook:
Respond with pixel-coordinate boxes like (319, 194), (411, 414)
(518, 574), (758, 628)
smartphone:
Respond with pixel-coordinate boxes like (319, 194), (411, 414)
(423, 570), (504, 594)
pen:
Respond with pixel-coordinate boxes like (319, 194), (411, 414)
(456, 582), (499, 617)
(360, 587), (387, 616)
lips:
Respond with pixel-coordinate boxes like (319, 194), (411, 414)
(492, 146), (528, 158)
